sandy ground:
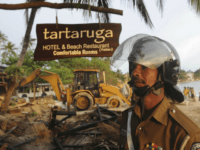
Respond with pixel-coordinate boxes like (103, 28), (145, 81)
(174, 98), (200, 128)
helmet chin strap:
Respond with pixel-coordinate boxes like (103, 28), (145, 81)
(151, 74), (164, 95)
(129, 73), (164, 121)
(131, 73), (164, 97)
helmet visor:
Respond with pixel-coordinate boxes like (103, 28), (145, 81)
(110, 34), (173, 69)
(110, 34), (150, 68)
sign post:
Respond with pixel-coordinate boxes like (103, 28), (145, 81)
(34, 23), (121, 61)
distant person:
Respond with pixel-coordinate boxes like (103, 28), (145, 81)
(78, 76), (84, 90)
(183, 87), (189, 100)
(193, 88), (196, 101)
(188, 87), (192, 99)
(41, 91), (47, 98)
(191, 88), (196, 101)
(199, 90), (200, 101)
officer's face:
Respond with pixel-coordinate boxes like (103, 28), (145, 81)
(131, 64), (158, 88)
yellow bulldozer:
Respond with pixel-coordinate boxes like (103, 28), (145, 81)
(18, 69), (132, 111)
(67, 69), (132, 110)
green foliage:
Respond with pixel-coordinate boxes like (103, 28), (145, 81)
(4, 64), (24, 77)
(47, 67), (74, 84)
(0, 31), (8, 45)
(1, 42), (17, 59)
(179, 70), (188, 81)
(1, 49), (47, 77)
(58, 57), (91, 71)
(194, 69), (200, 79)
(32, 112), (37, 116)
(116, 69), (125, 82)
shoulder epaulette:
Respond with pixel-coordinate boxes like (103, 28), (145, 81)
(169, 103), (200, 135)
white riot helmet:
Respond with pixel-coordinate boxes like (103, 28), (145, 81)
(111, 34), (184, 103)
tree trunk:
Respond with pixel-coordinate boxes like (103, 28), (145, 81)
(0, 77), (16, 114)
(17, 8), (37, 67)
(0, 8), (37, 114)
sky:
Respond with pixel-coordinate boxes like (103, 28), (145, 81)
(0, 0), (200, 74)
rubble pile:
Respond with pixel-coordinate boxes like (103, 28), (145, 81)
(49, 103), (120, 150)
(0, 96), (122, 150)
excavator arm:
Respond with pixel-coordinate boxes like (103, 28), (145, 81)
(18, 69), (66, 101)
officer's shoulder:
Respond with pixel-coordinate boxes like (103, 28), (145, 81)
(169, 102), (200, 135)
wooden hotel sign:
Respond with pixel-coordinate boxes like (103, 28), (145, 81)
(34, 23), (121, 61)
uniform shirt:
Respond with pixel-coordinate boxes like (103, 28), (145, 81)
(119, 96), (200, 150)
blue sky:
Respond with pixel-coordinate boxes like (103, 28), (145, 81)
(0, 0), (200, 73)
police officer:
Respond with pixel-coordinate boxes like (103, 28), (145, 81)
(111, 34), (200, 150)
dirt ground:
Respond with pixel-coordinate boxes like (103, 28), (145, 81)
(175, 99), (200, 128)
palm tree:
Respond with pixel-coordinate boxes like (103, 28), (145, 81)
(0, 31), (8, 45)
(20, 37), (36, 49)
(1, 42), (17, 59)
(0, 31), (8, 57)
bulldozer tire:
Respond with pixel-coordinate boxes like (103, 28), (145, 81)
(73, 92), (94, 111)
(107, 95), (123, 108)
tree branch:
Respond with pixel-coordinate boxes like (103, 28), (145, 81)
(0, 2), (123, 15)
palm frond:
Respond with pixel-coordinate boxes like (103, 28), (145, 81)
(24, 0), (45, 27)
(63, 0), (111, 23)
(119, 0), (135, 9)
(156, 0), (164, 15)
(97, 0), (110, 23)
(119, 0), (155, 28)
(24, 0), (30, 25)
(11, 51), (17, 57)
(21, 37), (36, 48)
(2, 52), (7, 59)
(1, 42), (18, 59)
(0, 31), (8, 44)
(189, 0), (200, 15)
(136, 0), (154, 28)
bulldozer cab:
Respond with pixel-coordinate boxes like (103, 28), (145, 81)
(73, 69), (100, 96)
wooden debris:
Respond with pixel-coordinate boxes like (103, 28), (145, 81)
(0, 119), (8, 132)
(0, 143), (8, 150)
(0, 130), (5, 136)
(7, 108), (21, 114)
(0, 126), (18, 142)
(8, 102), (28, 109)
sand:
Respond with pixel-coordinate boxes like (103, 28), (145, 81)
(175, 100), (200, 128)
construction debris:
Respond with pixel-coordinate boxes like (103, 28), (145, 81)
(0, 95), (125, 150)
